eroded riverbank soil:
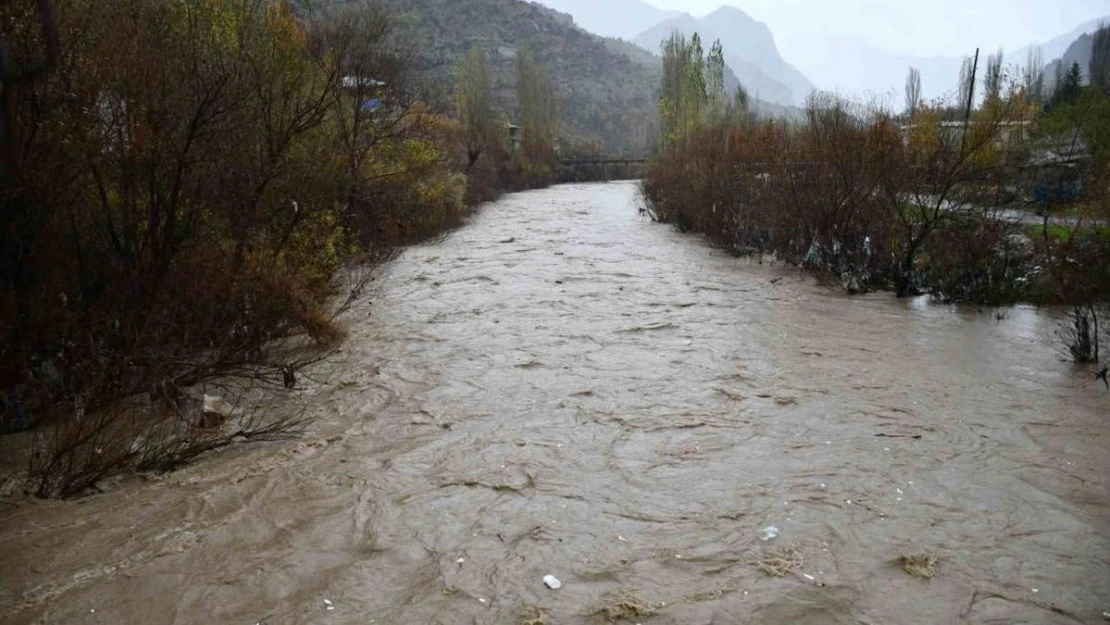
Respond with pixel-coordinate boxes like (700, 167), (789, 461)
(2, 182), (1108, 624)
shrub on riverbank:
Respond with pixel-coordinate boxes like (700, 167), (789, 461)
(643, 88), (1044, 302)
(0, 0), (483, 495)
(641, 33), (1110, 315)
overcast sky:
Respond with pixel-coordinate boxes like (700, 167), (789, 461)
(645, 0), (1108, 58)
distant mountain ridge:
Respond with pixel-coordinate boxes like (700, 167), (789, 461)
(784, 15), (1109, 103)
(632, 6), (815, 107)
(1014, 16), (1109, 71)
(531, 0), (681, 40)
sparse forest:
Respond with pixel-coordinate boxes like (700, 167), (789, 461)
(643, 26), (1110, 364)
(0, 0), (559, 496)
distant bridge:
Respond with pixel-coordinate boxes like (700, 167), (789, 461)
(560, 157), (649, 166)
(559, 157), (650, 182)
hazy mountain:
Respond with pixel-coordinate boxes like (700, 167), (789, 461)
(1044, 33), (1094, 89)
(641, 13), (803, 103)
(786, 15), (1108, 106)
(530, 0), (681, 41)
(785, 33), (966, 103)
(632, 6), (815, 107)
(603, 33), (803, 121)
(1013, 15), (1108, 69)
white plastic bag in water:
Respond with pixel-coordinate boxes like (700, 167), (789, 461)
(543, 574), (562, 589)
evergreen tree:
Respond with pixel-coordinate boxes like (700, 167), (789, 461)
(706, 40), (726, 124)
(682, 33), (707, 135)
(1050, 61), (1084, 109)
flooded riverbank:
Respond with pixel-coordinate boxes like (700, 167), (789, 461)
(2, 182), (1108, 624)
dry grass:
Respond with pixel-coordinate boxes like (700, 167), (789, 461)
(754, 545), (805, 577)
(21, 399), (309, 498)
(593, 589), (656, 621)
(520, 604), (549, 625)
(900, 553), (938, 580)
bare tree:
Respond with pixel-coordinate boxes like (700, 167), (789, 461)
(958, 55), (976, 112)
(455, 47), (497, 170)
(315, 3), (411, 218)
(1023, 47), (1044, 103)
(905, 66), (922, 116)
(982, 49), (1004, 104)
(516, 48), (557, 168)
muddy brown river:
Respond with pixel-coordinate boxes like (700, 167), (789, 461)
(2, 182), (1109, 624)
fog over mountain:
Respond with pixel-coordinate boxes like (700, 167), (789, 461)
(792, 14), (1110, 103)
(529, 0), (681, 40)
(633, 7), (814, 107)
(534, 0), (1109, 102)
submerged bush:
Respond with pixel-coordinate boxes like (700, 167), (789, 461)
(0, 0), (478, 494)
(643, 87), (1053, 303)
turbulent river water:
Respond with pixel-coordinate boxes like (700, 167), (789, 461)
(2, 182), (1109, 625)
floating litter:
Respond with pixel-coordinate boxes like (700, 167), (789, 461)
(543, 574), (562, 589)
(758, 525), (779, 541)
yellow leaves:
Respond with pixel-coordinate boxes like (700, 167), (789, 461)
(266, 0), (309, 51)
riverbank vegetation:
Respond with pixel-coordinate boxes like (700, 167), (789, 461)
(642, 28), (1110, 364)
(0, 0), (560, 497)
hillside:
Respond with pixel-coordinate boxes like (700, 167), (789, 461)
(379, 0), (661, 155)
(633, 6), (815, 107)
(300, 0), (800, 154)
(532, 0), (681, 41)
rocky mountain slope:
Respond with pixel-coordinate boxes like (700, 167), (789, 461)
(532, 0), (681, 41)
(380, 0), (663, 155)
